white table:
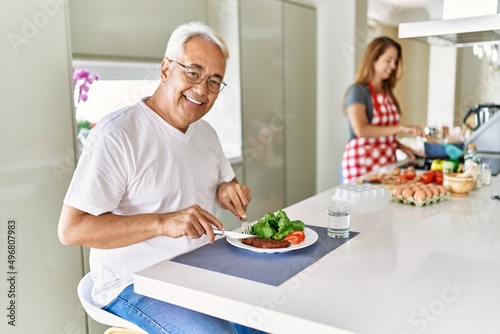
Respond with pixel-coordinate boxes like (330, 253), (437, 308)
(134, 175), (500, 334)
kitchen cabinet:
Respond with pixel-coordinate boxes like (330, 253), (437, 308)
(240, 0), (285, 220)
(240, 0), (317, 222)
(284, 3), (317, 206)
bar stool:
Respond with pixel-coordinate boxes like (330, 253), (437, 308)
(77, 272), (146, 334)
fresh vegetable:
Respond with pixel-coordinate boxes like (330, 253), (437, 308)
(283, 231), (306, 244)
(402, 167), (416, 180)
(435, 171), (443, 185)
(420, 171), (435, 184)
(431, 159), (444, 171)
(397, 174), (407, 183)
(251, 210), (305, 240)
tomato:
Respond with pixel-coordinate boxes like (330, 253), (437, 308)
(397, 174), (407, 183)
(284, 231), (305, 244)
(435, 171), (443, 185)
(402, 170), (416, 180)
(289, 230), (305, 237)
(420, 171), (435, 184)
(283, 235), (302, 244)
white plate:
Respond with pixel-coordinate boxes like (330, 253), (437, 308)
(226, 227), (319, 254)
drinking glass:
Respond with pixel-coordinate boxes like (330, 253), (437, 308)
(327, 205), (350, 238)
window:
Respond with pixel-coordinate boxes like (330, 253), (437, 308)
(73, 59), (242, 162)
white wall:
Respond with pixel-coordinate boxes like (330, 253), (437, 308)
(456, 46), (500, 125)
(0, 1), (85, 333)
(291, 0), (368, 190)
(70, 0), (207, 60)
(427, 46), (456, 128)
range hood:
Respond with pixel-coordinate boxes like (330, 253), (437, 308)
(399, 0), (500, 47)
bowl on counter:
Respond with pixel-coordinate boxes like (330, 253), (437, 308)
(442, 173), (474, 197)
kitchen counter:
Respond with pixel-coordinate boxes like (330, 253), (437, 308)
(134, 174), (500, 334)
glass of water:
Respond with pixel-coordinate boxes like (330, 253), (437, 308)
(327, 205), (350, 238)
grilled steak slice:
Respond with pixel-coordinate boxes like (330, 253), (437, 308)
(242, 238), (291, 249)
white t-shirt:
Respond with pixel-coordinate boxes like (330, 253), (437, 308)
(64, 98), (235, 307)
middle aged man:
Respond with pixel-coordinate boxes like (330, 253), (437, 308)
(59, 21), (265, 334)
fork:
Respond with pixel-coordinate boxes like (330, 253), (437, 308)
(241, 217), (251, 234)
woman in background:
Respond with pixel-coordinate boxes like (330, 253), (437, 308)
(341, 36), (425, 183)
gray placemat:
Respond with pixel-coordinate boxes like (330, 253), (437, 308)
(171, 225), (359, 286)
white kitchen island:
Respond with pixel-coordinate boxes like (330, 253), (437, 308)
(134, 174), (500, 334)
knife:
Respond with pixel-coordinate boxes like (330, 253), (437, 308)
(213, 229), (256, 239)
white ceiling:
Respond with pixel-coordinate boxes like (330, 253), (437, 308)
(368, 0), (444, 25)
(290, 0), (445, 26)
(373, 0), (441, 7)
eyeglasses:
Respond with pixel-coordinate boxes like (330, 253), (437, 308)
(169, 59), (227, 93)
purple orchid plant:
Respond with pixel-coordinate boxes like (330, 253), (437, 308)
(73, 68), (100, 103)
(73, 68), (100, 140)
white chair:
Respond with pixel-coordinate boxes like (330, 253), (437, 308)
(77, 272), (147, 334)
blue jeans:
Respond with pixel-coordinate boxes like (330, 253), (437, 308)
(103, 284), (267, 334)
